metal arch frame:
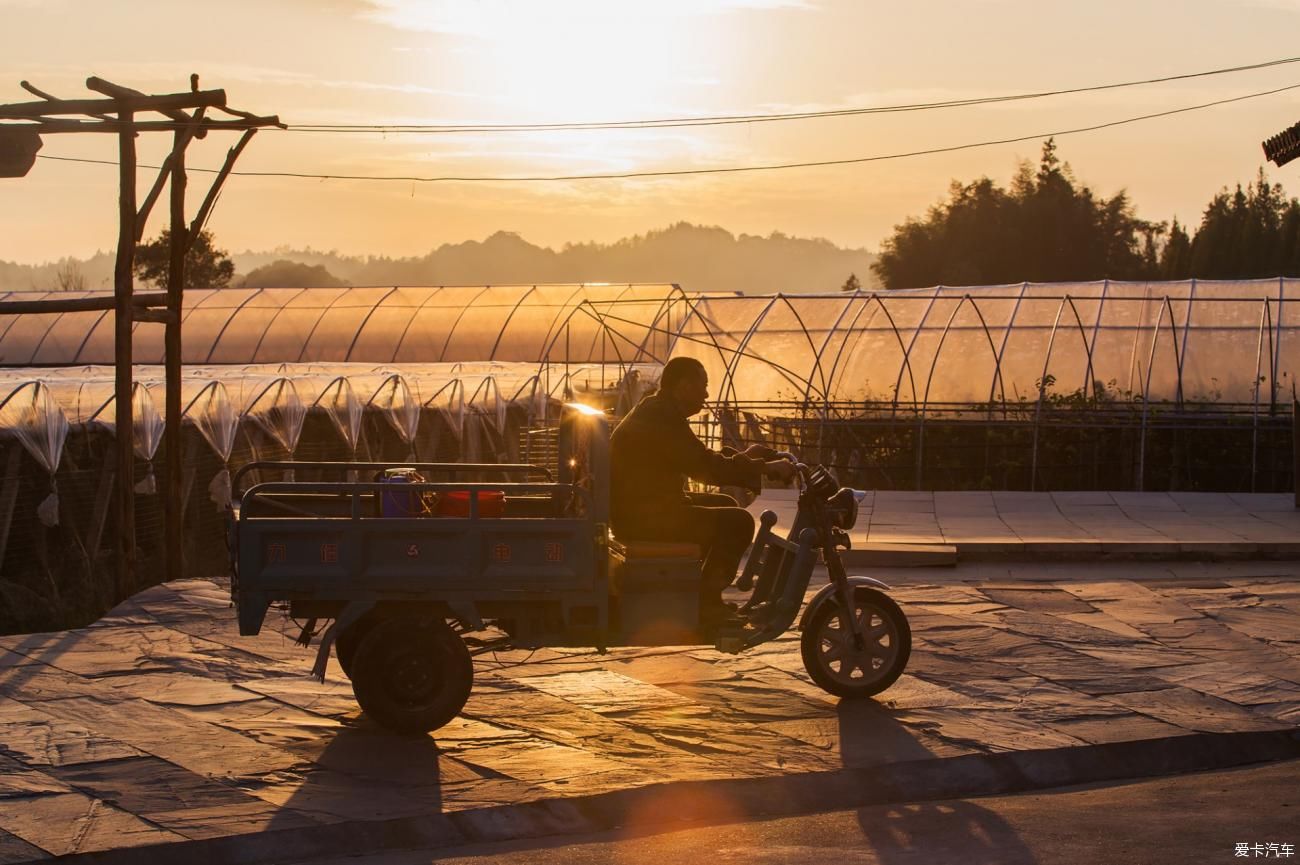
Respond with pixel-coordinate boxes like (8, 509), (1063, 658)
(243, 376), (306, 454)
(437, 286), (497, 362)
(821, 293), (880, 404)
(1272, 276), (1286, 411)
(29, 296), (94, 365)
(536, 284), (597, 369)
(802, 291), (865, 417)
(363, 372), (420, 447)
(770, 293), (835, 406)
(1062, 295), (1101, 401)
(1176, 279), (1197, 406)
(389, 286), (447, 362)
(487, 285), (541, 361)
(1126, 283), (1161, 398)
(1134, 296), (1185, 490)
(985, 282), (1029, 412)
(295, 287), (363, 364)
(0, 380), (67, 473)
(0, 291), (54, 365)
(508, 374), (544, 428)
(421, 378), (466, 443)
(823, 292), (919, 411)
(1083, 279), (1111, 397)
(0, 291), (48, 362)
(578, 286), (640, 364)
(712, 295), (777, 414)
(344, 285), (402, 362)
(180, 378), (238, 462)
(629, 284), (692, 364)
(1252, 300), (1275, 493)
(246, 287), (309, 364)
(890, 288), (944, 415)
(309, 375), (361, 453)
(203, 288), (267, 364)
(1027, 295), (1096, 490)
(919, 293), (1004, 415)
(466, 374), (509, 436)
(654, 292), (739, 395)
(71, 310), (115, 366)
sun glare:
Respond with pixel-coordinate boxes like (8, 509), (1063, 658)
(368, 1), (734, 121)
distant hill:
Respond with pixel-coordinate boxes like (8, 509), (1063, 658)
(2, 223), (879, 294)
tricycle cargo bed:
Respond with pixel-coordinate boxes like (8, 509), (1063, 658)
(232, 479), (602, 635)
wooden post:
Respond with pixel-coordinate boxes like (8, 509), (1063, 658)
(114, 110), (137, 598)
(165, 131), (186, 583)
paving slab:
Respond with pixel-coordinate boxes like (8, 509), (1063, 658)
(1, 570), (1299, 863)
(748, 491), (1299, 561)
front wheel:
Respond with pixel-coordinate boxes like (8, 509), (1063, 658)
(350, 615), (473, 734)
(801, 587), (910, 698)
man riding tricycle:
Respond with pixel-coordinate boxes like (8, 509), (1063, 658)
(228, 361), (911, 734)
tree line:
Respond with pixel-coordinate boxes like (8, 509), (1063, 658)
(870, 138), (1300, 289)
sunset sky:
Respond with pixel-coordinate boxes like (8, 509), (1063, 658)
(3, 0), (1300, 264)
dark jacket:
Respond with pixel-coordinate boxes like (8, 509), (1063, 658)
(609, 392), (761, 531)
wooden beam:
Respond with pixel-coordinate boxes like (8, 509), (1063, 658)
(136, 109), (205, 239)
(134, 307), (177, 324)
(87, 76), (203, 132)
(114, 109), (137, 599)
(165, 128), (186, 584)
(189, 127), (256, 240)
(0, 292), (169, 314)
(20, 80), (112, 122)
(0, 89), (226, 120)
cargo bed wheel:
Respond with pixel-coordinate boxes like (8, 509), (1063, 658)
(335, 617), (376, 680)
(350, 616), (473, 734)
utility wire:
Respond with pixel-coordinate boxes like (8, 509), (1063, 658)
(282, 55), (1300, 132)
(34, 82), (1300, 184)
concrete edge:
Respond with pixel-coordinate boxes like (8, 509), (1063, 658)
(953, 543), (1300, 562)
(42, 726), (1300, 865)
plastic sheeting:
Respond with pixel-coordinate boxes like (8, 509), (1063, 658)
(0, 381), (67, 525)
(671, 280), (1300, 412)
(0, 284), (687, 366)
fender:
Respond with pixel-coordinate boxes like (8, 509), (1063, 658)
(798, 575), (894, 631)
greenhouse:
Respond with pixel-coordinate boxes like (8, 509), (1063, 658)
(0, 278), (1295, 633)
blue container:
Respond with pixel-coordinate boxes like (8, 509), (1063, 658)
(380, 468), (423, 518)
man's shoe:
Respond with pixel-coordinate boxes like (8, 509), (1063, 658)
(700, 599), (740, 627)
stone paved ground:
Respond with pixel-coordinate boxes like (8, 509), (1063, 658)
(0, 563), (1298, 861)
(752, 490), (1300, 556)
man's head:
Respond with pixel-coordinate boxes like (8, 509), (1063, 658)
(660, 356), (708, 417)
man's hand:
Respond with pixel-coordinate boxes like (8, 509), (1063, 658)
(763, 458), (797, 483)
(743, 444), (779, 460)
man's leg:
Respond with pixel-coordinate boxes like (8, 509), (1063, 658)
(616, 496), (756, 613)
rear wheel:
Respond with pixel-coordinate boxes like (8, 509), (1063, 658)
(335, 617), (377, 680)
(801, 587), (910, 698)
(350, 615), (473, 734)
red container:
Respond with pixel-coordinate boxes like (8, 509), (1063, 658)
(436, 490), (506, 518)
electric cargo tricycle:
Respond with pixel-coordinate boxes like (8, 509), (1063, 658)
(228, 404), (911, 734)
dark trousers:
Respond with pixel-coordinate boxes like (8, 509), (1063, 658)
(617, 492), (756, 602)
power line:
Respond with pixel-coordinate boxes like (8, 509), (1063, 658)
(35, 82), (1300, 184)
(282, 56), (1300, 133)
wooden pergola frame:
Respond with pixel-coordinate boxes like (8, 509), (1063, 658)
(0, 75), (282, 596)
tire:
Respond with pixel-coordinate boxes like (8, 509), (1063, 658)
(801, 586), (911, 699)
(349, 615), (473, 734)
(335, 617), (377, 680)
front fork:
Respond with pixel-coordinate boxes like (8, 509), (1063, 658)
(824, 530), (866, 651)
